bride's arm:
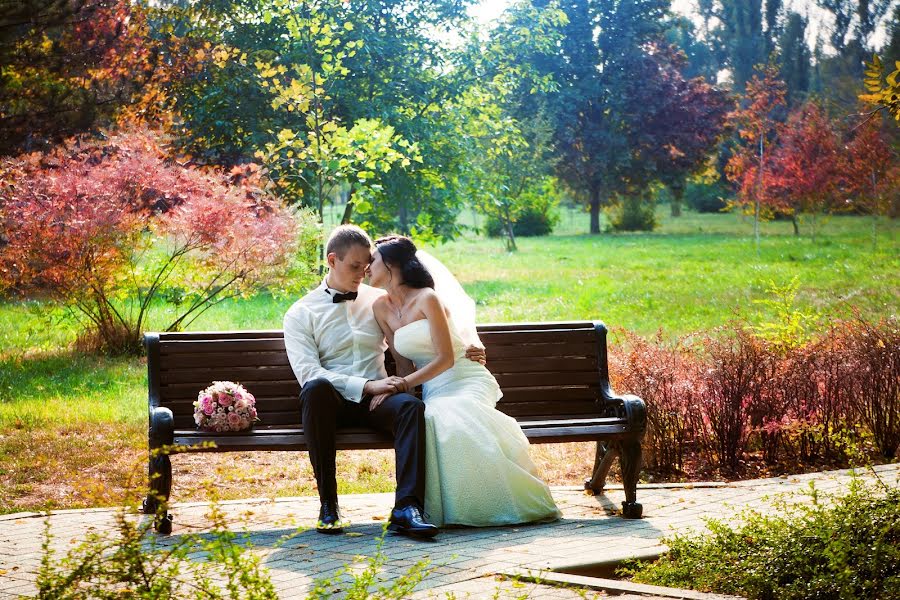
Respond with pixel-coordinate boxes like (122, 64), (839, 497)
(373, 297), (415, 378)
(401, 291), (455, 389)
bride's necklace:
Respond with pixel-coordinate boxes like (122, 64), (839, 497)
(390, 289), (407, 321)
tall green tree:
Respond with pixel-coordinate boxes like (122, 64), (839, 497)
(254, 1), (417, 229)
(160, 0), (476, 240)
(526, 0), (670, 233)
(777, 12), (811, 105)
(454, 0), (565, 249)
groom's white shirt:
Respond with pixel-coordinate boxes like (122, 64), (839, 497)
(284, 278), (388, 403)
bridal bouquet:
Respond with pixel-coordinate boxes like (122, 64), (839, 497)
(194, 381), (258, 432)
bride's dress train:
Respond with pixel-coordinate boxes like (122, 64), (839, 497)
(394, 318), (561, 527)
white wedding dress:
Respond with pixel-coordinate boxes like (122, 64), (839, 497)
(393, 318), (561, 527)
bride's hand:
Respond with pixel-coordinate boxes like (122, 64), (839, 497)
(386, 376), (409, 393)
(369, 392), (391, 411)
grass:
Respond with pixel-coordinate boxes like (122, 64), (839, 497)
(1, 207), (897, 513)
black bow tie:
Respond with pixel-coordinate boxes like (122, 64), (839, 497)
(330, 291), (358, 303)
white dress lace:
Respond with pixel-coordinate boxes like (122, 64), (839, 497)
(393, 318), (561, 527)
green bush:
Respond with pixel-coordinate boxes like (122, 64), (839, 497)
(485, 200), (560, 238)
(623, 476), (900, 599)
(609, 197), (657, 232)
(685, 180), (730, 213)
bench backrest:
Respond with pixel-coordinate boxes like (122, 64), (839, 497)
(147, 321), (614, 430)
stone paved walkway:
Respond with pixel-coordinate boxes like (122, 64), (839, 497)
(1, 464), (896, 599)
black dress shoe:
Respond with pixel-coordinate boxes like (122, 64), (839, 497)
(388, 505), (438, 539)
(316, 500), (345, 534)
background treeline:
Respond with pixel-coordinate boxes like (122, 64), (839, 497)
(1, 0), (899, 350)
(3, 0), (899, 236)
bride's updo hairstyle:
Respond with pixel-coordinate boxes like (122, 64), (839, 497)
(374, 235), (435, 289)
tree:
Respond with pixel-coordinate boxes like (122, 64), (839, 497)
(253, 0), (418, 233)
(158, 0), (475, 241)
(726, 65), (787, 253)
(718, 0), (782, 90)
(767, 101), (843, 239)
(455, 0), (565, 250)
(527, 0), (671, 233)
(817, 0), (855, 53)
(0, 129), (317, 354)
(625, 44), (732, 217)
(777, 12), (811, 106)
(842, 114), (898, 249)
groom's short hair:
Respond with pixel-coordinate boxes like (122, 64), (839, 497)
(326, 224), (373, 259)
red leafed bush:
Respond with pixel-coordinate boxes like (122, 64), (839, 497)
(696, 327), (773, 475)
(772, 331), (858, 464)
(845, 316), (900, 458)
(0, 129), (319, 354)
(612, 330), (702, 475)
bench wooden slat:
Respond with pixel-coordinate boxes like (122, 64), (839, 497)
(172, 432), (396, 451)
(173, 413), (300, 429)
(487, 342), (597, 359)
(487, 357), (598, 374)
(161, 339), (288, 354)
(160, 366), (297, 384)
(161, 395), (300, 412)
(161, 380), (301, 399)
(478, 329), (597, 345)
(161, 352), (292, 369)
(476, 321), (595, 332)
(492, 371), (599, 387)
(498, 400), (604, 418)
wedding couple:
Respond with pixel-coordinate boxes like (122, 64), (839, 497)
(283, 225), (560, 538)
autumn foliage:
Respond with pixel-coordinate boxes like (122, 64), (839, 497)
(0, 129), (319, 353)
(612, 315), (900, 478)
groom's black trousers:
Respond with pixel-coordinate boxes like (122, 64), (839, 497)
(300, 378), (426, 510)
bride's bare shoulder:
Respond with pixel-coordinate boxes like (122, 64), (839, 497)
(372, 294), (389, 314)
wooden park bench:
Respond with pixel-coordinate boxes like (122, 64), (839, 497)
(141, 320), (646, 533)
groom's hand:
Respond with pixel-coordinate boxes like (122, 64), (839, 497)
(465, 345), (487, 365)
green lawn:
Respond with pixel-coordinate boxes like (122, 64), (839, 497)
(1, 208), (897, 513)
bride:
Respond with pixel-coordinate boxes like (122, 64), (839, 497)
(368, 235), (560, 527)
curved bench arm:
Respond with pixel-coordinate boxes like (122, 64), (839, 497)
(149, 406), (175, 449)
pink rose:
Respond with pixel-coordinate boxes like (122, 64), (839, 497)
(227, 412), (243, 429)
(218, 393), (233, 407)
(202, 397), (215, 416)
(248, 407), (258, 420)
(235, 397), (249, 410)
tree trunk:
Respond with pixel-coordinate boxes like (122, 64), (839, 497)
(340, 188), (354, 225)
(670, 182), (684, 217)
(590, 185), (601, 234)
(670, 199), (682, 217)
(398, 195), (408, 232)
(503, 204), (517, 251)
(791, 214), (799, 236)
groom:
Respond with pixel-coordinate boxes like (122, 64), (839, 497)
(284, 224), (483, 538)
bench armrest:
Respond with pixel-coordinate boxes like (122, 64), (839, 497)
(149, 407), (174, 449)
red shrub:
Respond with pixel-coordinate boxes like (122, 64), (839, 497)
(613, 331), (702, 475)
(0, 129), (318, 353)
(845, 316), (900, 458)
(696, 326), (773, 474)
